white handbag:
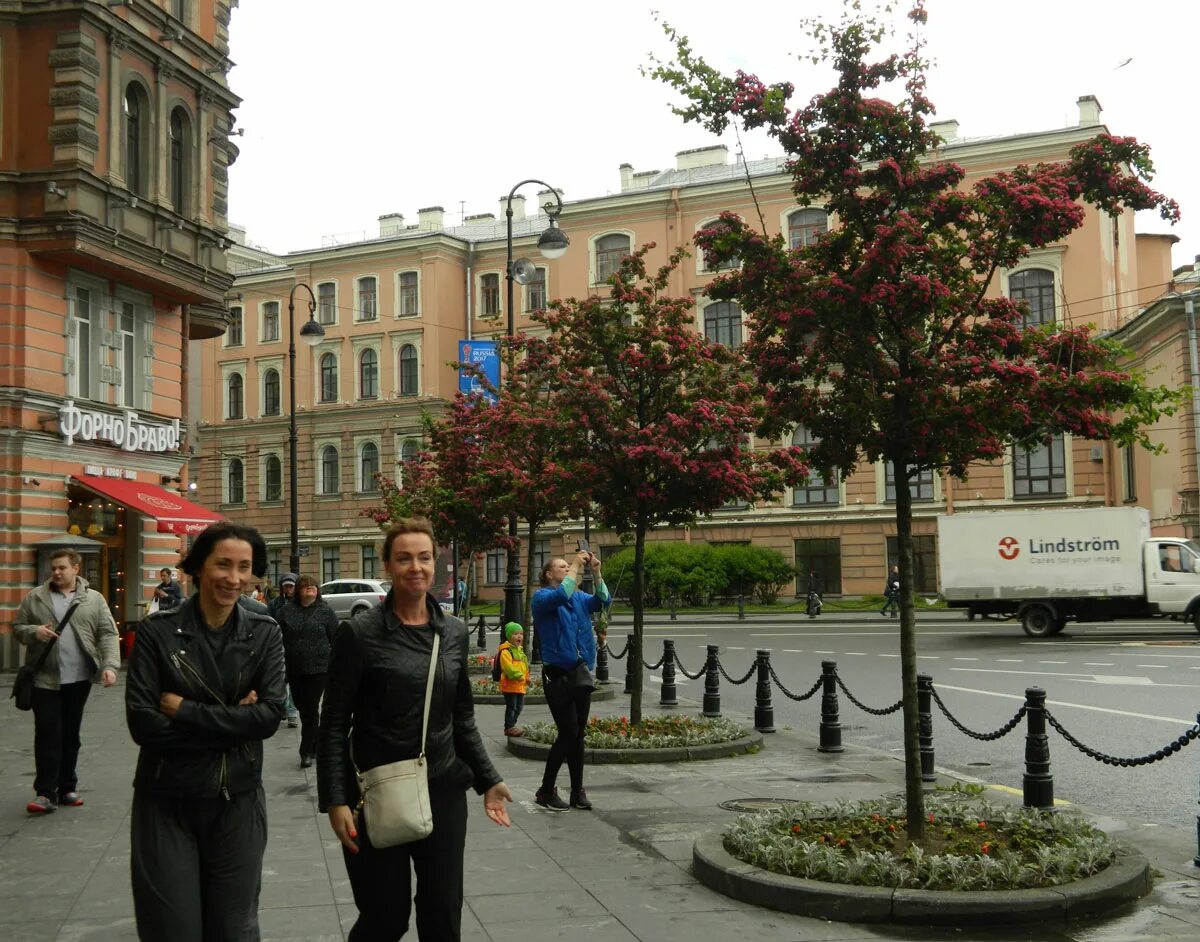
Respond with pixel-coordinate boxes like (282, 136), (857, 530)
(354, 633), (439, 848)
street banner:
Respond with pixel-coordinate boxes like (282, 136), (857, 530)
(457, 340), (499, 404)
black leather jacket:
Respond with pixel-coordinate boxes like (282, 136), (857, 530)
(125, 598), (286, 798)
(317, 594), (500, 813)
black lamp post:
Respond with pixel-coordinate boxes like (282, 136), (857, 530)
(287, 283), (326, 576)
(503, 179), (570, 626)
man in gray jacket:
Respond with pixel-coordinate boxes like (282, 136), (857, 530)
(13, 549), (120, 814)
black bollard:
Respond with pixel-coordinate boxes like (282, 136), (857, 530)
(475, 616), (487, 650)
(818, 660), (843, 753)
(1194, 712), (1200, 867)
(623, 632), (635, 695)
(918, 674), (936, 782)
(669, 595), (677, 622)
(753, 648), (775, 733)
(659, 639), (678, 707)
(702, 644), (721, 718)
(1022, 687), (1054, 809)
(737, 594), (746, 621)
(595, 627), (610, 684)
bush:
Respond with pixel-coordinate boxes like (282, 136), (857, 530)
(605, 542), (796, 606)
(522, 714), (748, 749)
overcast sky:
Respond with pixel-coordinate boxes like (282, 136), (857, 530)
(226, 0), (1198, 273)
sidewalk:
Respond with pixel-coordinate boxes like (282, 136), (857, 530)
(1, 672), (1198, 941)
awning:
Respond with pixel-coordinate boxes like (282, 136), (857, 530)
(72, 475), (224, 535)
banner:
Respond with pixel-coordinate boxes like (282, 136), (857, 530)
(457, 340), (499, 404)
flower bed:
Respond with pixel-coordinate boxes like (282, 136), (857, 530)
(522, 714), (747, 749)
(470, 677), (544, 696)
(465, 653), (492, 676)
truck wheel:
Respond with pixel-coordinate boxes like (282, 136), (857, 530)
(1021, 604), (1057, 638)
(966, 610), (976, 621)
(1193, 610), (1200, 634)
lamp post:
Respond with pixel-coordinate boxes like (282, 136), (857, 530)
(287, 283), (326, 576)
(503, 179), (570, 626)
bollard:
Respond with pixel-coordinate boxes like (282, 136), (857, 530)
(918, 674), (936, 782)
(669, 595), (677, 622)
(702, 644), (721, 718)
(737, 594), (746, 621)
(595, 628), (610, 683)
(1194, 712), (1200, 867)
(475, 616), (487, 650)
(753, 648), (775, 733)
(659, 639), (678, 707)
(1022, 687), (1054, 809)
(623, 632), (635, 694)
(818, 660), (843, 752)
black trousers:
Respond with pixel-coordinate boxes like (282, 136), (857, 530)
(343, 786), (468, 942)
(542, 677), (592, 793)
(289, 672), (326, 758)
(31, 680), (92, 799)
(131, 787), (267, 942)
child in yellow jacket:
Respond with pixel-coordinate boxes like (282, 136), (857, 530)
(499, 622), (529, 737)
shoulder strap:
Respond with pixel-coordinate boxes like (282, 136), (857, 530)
(417, 632), (440, 758)
(31, 599), (80, 673)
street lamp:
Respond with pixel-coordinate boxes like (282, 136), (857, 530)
(288, 283), (326, 576)
(503, 179), (569, 626)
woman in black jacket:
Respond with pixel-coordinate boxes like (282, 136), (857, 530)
(125, 522), (285, 942)
(278, 575), (339, 768)
(318, 517), (512, 942)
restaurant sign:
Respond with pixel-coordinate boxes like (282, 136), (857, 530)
(59, 400), (181, 453)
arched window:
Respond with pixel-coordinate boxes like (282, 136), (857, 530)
(263, 455), (282, 502)
(359, 442), (380, 492)
(399, 344), (418, 396)
(168, 107), (190, 215)
(359, 349), (379, 399)
(401, 439), (420, 463)
(595, 233), (632, 283)
(1009, 268), (1056, 329)
(319, 353), (337, 402)
(704, 302), (742, 348)
(262, 368), (280, 416)
(123, 83), (150, 198)
(227, 458), (244, 504)
(787, 209), (827, 249)
(320, 445), (340, 495)
(791, 426), (839, 506)
(227, 373), (243, 419)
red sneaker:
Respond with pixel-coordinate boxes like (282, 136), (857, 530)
(26, 796), (57, 814)
(58, 792), (84, 807)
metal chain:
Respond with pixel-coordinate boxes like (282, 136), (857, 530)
(642, 652), (667, 671)
(930, 686), (1026, 741)
(716, 654), (757, 685)
(767, 660), (823, 701)
(605, 639), (629, 661)
(672, 650), (707, 681)
(834, 673), (902, 715)
(1045, 709), (1200, 767)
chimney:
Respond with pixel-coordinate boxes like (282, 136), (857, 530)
(501, 194), (525, 222)
(675, 144), (728, 171)
(536, 188), (564, 215)
(464, 213), (495, 225)
(929, 119), (959, 144)
(629, 170), (659, 190)
(378, 213), (405, 237)
(619, 163), (634, 192)
(1077, 95), (1103, 126)
(417, 206), (444, 231)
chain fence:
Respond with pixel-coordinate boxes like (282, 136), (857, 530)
(672, 650), (707, 681)
(834, 672), (902, 715)
(929, 685), (1027, 741)
(1045, 709), (1200, 767)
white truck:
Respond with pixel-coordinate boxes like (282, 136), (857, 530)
(937, 507), (1200, 637)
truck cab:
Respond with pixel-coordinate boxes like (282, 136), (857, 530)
(1143, 539), (1200, 614)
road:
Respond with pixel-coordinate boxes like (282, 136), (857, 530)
(606, 613), (1200, 831)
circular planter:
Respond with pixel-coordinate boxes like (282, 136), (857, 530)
(473, 685), (616, 706)
(507, 730), (763, 764)
(692, 829), (1150, 926)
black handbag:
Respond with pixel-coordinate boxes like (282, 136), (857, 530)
(11, 602), (79, 711)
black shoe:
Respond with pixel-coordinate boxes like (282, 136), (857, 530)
(569, 788), (592, 810)
(535, 787), (570, 812)
(300, 756), (313, 769)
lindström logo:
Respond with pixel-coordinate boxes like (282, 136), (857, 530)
(997, 536), (1020, 560)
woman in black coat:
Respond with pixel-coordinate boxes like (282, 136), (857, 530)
(277, 575), (339, 768)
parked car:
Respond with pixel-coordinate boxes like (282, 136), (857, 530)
(319, 579), (391, 620)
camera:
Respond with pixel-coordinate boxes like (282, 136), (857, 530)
(577, 538), (590, 554)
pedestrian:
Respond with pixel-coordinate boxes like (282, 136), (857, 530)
(805, 569), (823, 618)
(267, 573), (300, 727)
(530, 549), (610, 812)
(880, 565), (901, 617)
(13, 549), (120, 814)
(318, 518), (512, 942)
(277, 575), (338, 768)
(152, 567), (183, 613)
(457, 576), (468, 614)
(125, 522), (286, 942)
(498, 621), (529, 737)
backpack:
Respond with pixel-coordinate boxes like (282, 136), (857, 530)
(491, 642), (505, 683)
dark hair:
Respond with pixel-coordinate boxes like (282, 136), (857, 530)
(382, 517), (436, 562)
(294, 575), (320, 597)
(539, 557), (565, 587)
(180, 523), (267, 583)
(159, 567), (173, 577)
(50, 549), (82, 567)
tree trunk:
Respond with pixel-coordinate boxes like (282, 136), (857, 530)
(630, 520), (647, 726)
(894, 459), (926, 842)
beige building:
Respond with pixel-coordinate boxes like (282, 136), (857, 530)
(198, 95), (1194, 600)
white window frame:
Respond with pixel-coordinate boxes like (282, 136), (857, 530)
(1008, 432), (1073, 500)
(876, 461), (942, 504)
(522, 265), (548, 312)
(316, 280), (339, 326)
(224, 456), (246, 505)
(224, 304), (244, 347)
(780, 205), (830, 250)
(390, 331), (422, 398)
(694, 218), (741, 275)
(395, 270), (421, 318)
(590, 230), (634, 286)
(261, 452), (283, 503)
(350, 336), (382, 401)
(259, 300), (281, 344)
(313, 342), (341, 405)
(66, 276), (103, 402)
(477, 271), (503, 319)
(219, 361), (248, 420)
(395, 434), (422, 485)
(355, 436), (382, 492)
(355, 274), (379, 322)
(314, 438), (342, 496)
(1002, 249), (1065, 331)
(700, 299), (743, 348)
(112, 286), (153, 410)
(257, 356), (284, 417)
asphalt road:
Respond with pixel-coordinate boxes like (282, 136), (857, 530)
(610, 613), (1200, 832)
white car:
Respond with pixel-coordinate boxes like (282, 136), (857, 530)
(319, 579), (391, 620)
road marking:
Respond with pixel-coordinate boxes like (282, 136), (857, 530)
(1083, 663), (1114, 667)
(996, 659), (1023, 663)
(1039, 660), (1068, 665)
(845, 652), (867, 656)
(748, 631), (973, 637)
(1135, 664), (1168, 669)
(725, 646), (746, 651)
(949, 667), (1156, 686)
(953, 657), (979, 661)
(987, 783), (1072, 807)
(917, 655), (940, 660)
(879, 653), (900, 658)
(933, 683), (1196, 725)
(814, 650), (834, 654)
(782, 649), (805, 653)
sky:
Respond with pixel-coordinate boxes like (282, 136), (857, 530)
(226, 0), (1199, 271)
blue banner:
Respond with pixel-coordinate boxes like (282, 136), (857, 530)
(457, 340), (500, 403)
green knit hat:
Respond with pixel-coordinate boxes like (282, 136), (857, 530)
(504, 622), (524, 641)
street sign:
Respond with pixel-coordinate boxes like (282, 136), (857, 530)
(297, 546), (310, 557)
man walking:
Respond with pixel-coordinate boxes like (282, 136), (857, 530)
(13, 549), (120, 814)
(268, 573), (300, 728)
(880, 565), (901, 617)
(152, 567), (183, 612)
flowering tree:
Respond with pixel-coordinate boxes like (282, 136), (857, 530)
(651, 1), (1179, 838)
(537, 247), (806, 724)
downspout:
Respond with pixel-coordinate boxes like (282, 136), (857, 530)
(671, 188), (683, 296)
(464, 242), (475, 341)
(1185, 293), (1200, 538)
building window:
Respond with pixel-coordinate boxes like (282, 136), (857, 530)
(795, 538), (841, 596)
(171, 0), (187, 21)
(263, 454), (282, 502)
(69, 286), (94, 400)
(168, 107), (190, 215)
(267, 548), (281, 588)
(359, 442), (380, 492)
(361, 544), (378, 579)
(359, 348), (379, 399)
(886, 536), (938, 594)
(1013, 434), (1066, 497)
(322, 547), (340, 583)
(531, 539), (550, 573)
(262, 368), (281, 416)
(262, 302), (280, 343)
(525, 266), (547, 311)
(884, 463), (934, 502)
(226, 306), (243, 346)
(116, 301), (138, 408)
(1122, 445), (1136, 502)
(320, 445), (340, 495)
(1009, 268), (1055, 330)
(226, 373), (244, 419)
(319, 353), (337, 403)
(123, 82), (149, 198)
(398, 271), (419, 316)
(317, 282), (336, 325)
(791, 426), (839, 505)
(227, 458), (244, 504)
(704, 301), (742, 348)
(399, 344), (418, 395)
(480, 273), (500, 317)
(400, 438), (420, 463)
(358, 277), (377, 321)
(595, 233), (631, 283)
(788, 209), (827, 249)
(486, 548), (505, 585)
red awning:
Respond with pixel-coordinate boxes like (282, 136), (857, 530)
(73, 475), (224, 535)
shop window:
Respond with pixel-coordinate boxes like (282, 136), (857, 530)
(885, 536), (938, 594)
(795, 538), (841, 596)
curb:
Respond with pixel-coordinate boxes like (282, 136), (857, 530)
(473, 685), (617, 706)
(507, 731), (763, 764)
(692, 830), (1150, 925)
